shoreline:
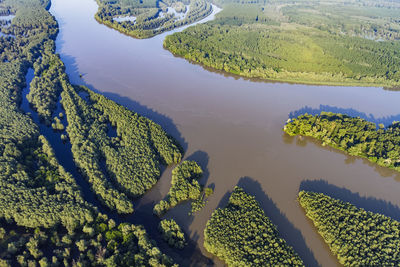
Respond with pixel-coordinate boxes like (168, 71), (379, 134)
(163, 47), (400, 89)
(94, 2), (218, 39)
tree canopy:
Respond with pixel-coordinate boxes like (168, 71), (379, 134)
(204, 186), (304, 266)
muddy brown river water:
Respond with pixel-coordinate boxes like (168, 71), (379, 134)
(49, 0), (400, 265)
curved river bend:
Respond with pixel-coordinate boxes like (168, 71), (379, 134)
(50, 0), (400, 266)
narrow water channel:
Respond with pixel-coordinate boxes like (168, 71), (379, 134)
(48, 0), (400, 266)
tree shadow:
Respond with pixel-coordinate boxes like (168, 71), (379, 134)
(281, 131), (400, 180)
(60, 54), (188, 151)
(131, 150), (213, 266)
(289, 104), (400, 127)
(300, 179), (400, 221)
(236, 177), (320, 267)
(185, 150), (210, 185)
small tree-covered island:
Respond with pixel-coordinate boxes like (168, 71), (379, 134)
(204, 187), (304, 266)
(284, 112), (400, 172)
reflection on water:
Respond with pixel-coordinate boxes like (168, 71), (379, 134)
(50, 0), (400, 266)
(237, 177), (320, 267)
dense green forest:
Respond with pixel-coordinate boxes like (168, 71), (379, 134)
(61, 84), (182, 214)
(0, 214), (176, 266)
(164, 0), (400, 87)
(0, 0), (93, 232)
(299, 191), (400, 265)
(95, 0), (212, 38)
(158, 219), (186, 249)
(204, 186), (304, 266)
(153, 161), (211, 216)
(284, 112), (400, 172)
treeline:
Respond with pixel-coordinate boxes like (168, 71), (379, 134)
(284, 112), (400, 172)
(0, 213), (176, 266)
(159, 219), (186, 249)
(204, 186), (304, 266)
(164, 0), (400, 87)
(153, 160), (209, 216)
(298, 191), (400, 266)
(95, 0), (212, 39)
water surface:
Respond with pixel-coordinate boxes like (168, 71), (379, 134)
(50, 0), (400, 266)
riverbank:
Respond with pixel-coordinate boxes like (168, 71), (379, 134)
(164, 47), (400, 89)
(163, 2), (400, 89)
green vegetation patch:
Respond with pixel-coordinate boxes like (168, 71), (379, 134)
(153, 160), (204, 216)
(159, 219), (187, 249)
(298, 191), (400, 266)
(204, 186), (304, 266)
(61, 82), (182, 214)
(0, 214), (176, 266)
(27, 51), (66, 124)
(284, 112), (400, 171)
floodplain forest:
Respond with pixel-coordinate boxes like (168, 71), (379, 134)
(159, 219), (187, 249)
(164, 0), (400, 87)
(0, 0), (184, 265)
(3, 0), (400, 265)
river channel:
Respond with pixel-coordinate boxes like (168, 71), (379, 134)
(46, 0), (400, 266)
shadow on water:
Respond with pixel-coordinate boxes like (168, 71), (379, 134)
(282, 132), (400, 181)
(289, 104), (400, 127)
(236, 177), (321, 267)
(128, 150), (214, 266)
(20, 68), (111, 216)
(300, 179), (400, 221)
(59, 53), (188, 151)
(185, 150), (210, 186)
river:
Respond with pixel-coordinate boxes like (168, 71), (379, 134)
(48, 0), (400, 266)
